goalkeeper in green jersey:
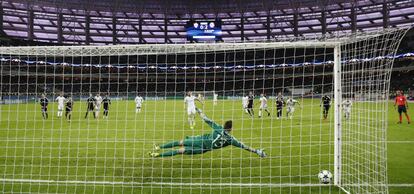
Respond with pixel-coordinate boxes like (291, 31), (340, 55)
(148, 108), (267, 158)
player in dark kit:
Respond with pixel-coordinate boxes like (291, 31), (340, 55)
(149, 108), (267, 158)
(102, 94), (111, 118)
(321, 95), (331, 120)
(394, 90), (410, 124)
(84, 93), (96, 119)
(276, 98), (285, 120)
(39, 94), (49, 119)
(65, 97), (73, 121)
(247, 91), (254, 117)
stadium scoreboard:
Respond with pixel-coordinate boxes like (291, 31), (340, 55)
(186, 20), (222, 41)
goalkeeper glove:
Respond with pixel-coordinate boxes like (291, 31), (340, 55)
(255, 149), (267, 158)
(195, 108), (206, 117)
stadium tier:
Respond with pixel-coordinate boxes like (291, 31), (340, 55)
(0, 0), (413, 44)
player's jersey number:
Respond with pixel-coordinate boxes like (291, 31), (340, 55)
(212, 134), (228, 148)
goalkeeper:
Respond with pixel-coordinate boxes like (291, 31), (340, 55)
(149, 108), (267, 158)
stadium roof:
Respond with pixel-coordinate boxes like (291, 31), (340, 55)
(0, 0), (413, 44)
(7, 0), (351, 14)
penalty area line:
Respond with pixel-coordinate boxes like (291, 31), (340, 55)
(0, 179), (413, 187)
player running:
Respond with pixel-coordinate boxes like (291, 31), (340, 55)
(184, 91), (203, 130)
(394, 90), (410, 124)
(213, 92), (218, 106)
(342, 99), (352, 120)
(65, 96), (73, 121)
(321, 95), (332, 120)
(134, 94), (144, 113)
(102, 94), (111, 118)
(55, 93), (66, 118)
(276, 97), (285, 120)
(242, 95), (249, 114)
(39, 94), (49, 119)
(286, 97), (300, 119)
(148, 108), (267, 158)
(85, 93), (96, 119)
(247, 92), (255, 117)
(258, 93), (271, 118)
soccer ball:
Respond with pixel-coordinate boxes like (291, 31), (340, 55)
(318, 170), (332, 184)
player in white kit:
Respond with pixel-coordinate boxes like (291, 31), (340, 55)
(213, 92), (218, 106)
(55, 93), (66, 118)
(184, 91), (202, 130)
(258, 93), (271, 118)
(242, 95), (249, 114)
(94, 93), (103, 118)
(286, 97), (300, 119)
(135, 94), (144, 113)
(342, 99), (352, 120)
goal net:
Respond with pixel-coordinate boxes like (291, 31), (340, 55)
(0, 28), (409, 193)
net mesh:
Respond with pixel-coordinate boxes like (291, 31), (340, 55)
(0, 28), (409, 193)
(340, 29), (409, 194)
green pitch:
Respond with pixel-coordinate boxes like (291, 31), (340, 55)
(0, 99), (412, 193)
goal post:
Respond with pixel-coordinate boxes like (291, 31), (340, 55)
(0, 27), (410, 194)
(333, 45), (342, 188)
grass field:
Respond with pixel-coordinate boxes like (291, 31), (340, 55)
(0, 99), (412, 193)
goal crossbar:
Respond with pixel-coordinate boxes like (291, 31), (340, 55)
(0, 41), (341, 56)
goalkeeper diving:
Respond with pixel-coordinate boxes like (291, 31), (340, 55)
(148, 108), (267, 158)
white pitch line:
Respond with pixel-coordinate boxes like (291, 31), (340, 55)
(0, 179), (327, 187)
(0, 179), (413, 187)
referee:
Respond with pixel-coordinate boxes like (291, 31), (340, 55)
(394, 90), (410, 124)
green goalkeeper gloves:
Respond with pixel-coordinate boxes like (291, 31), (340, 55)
(255, 149), (267, 158)
(195, 108), (206, 118)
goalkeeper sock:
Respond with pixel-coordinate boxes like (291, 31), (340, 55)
(159, 150), (179, 157)
(160, 141), (181, 149)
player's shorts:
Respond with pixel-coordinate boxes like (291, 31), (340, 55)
(66, 107), (72, 112)
(277, 107), (283, 112)
(183, 136), (204, 147)
(187, 107), (196, 115)
(260, 105), (268, 109)
(103, 105), (109, 110)
(323, 105), (330, 111)
(95, 104), (101, 111)
(247, 103), (253, 109)
(41, 107), (47, 112)
(287, 107), (295, 113)
(58, 105), (64, 111)
(88, 104), (94, 111)
(183, 136), (209, 154)
(398, 105), (407, 114)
